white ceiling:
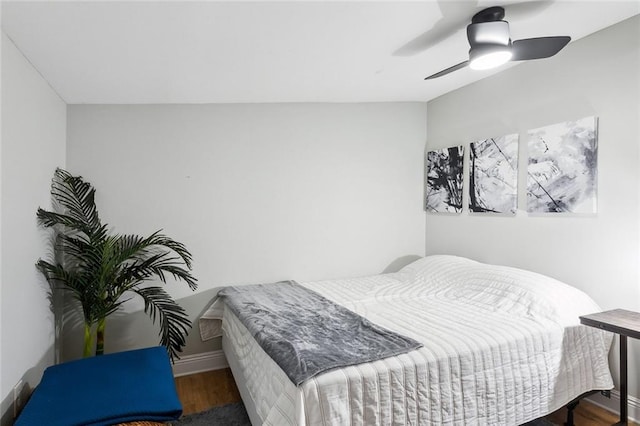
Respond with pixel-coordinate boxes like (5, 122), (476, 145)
(2, 1), (639, 104)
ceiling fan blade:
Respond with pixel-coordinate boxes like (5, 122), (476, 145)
(503, 1), (553, 21)
(511, 36), (571, 61)
(394, 22), (463, 57)
(424, 60), (469, 80)
(393, 1), (478, 57)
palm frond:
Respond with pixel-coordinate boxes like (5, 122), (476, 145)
(36, 209), (103, 239)
(143, 233), (194, 269)
(116, 231), (194, 270)
(50, 168), (102, 233)
(109, 234), (198, 291)
(36, 260), (98, 323)
(125, 256), (197, 290)
(133, 286), (192, 361)
(58, 235), (101, 268)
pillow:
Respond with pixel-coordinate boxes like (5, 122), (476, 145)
(398, 255), (601, 326)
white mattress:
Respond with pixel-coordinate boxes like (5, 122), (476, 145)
(202, 255), (614, 425)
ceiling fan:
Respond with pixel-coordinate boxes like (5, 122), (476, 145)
(424, 6), (570, 80)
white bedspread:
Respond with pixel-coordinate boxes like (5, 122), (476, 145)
(200, 255), (614, 425)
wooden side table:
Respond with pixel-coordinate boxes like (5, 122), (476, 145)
(580, 309), (640, 426)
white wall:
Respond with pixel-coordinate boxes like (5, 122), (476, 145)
(0, 4), (4, 416)
(426, 16), (640, 405)
(66, 102), (427, 358)
(0, 31), (66, 424)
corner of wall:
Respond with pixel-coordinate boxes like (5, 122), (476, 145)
(1, 23), (67, 425)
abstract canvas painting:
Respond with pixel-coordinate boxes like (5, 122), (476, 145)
(425, 145), (464, 213)
(469, 134), (518, 214)
(527, 116), (598, 213)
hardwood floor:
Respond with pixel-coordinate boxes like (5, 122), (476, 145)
(175, 369), (636, 425)
(547, 401), (638, 426)
(174, 369), (241, 415)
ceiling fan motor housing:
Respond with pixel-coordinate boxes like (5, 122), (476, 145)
(467, 20), (513, 70)
(467, 21), (511, 50)
(467, 5), (512, 66)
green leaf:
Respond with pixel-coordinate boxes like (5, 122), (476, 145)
(133, 286), (193, 361)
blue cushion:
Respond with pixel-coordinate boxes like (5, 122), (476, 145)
(15, 346), (182, 426)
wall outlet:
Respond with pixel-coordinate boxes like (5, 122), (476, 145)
(13, 379), (25, 418)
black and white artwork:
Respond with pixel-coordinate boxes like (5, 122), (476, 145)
(425, 146), (464, 213)
(527, 116), (598, 213)
(469, 134), (518, 214)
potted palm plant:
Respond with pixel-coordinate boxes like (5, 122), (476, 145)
(36, 168), (197, 361)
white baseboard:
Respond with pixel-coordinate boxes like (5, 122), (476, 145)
(172, 350), (228, 377)
(586, 390), (640, 423)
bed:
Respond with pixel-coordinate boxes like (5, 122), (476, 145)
(199, 255), (614, 425)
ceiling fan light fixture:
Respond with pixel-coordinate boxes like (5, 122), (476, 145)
(424, 6), (570, 80)
(469, 45), (513, 70)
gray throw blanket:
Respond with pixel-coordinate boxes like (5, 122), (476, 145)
(218, 280), (423, 386)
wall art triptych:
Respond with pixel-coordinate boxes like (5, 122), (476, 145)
(425, 116), (598, 215)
